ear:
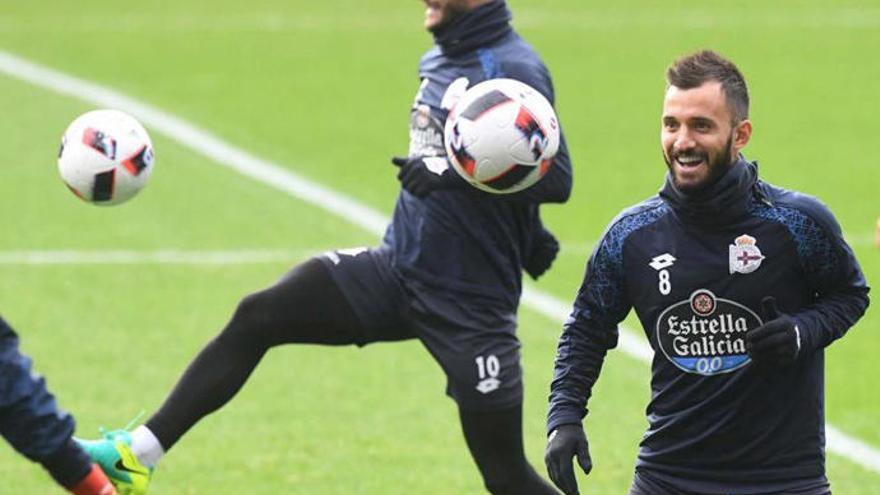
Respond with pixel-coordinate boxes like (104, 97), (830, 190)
(733, 119), (752, 151)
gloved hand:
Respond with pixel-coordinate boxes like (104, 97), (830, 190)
(545, 424), (592, 495)
(746, 296), (801, 366)
(391, 155), (465, 198)
(524, 226), (559, 280)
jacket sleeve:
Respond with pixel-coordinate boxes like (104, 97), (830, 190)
(495, 60), (572, 205)
(787, 199), (870, 351)
(0, 316), (76, 461)
(547, 220), (632, 433)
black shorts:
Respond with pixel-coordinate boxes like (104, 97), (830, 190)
(318, 247), (523, 412)
(629, 468), (832, 495)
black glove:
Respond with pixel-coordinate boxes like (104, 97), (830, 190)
(545, 424), (592, 495)
(746, 297), (802, 366)
(524, 226), (559, 280)
(391, 155), (465, 198)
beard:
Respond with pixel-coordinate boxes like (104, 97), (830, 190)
(664, 133), (736, 194)
(426, 1), (471, 32)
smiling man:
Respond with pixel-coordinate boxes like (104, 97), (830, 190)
(544, 50), (869, 495)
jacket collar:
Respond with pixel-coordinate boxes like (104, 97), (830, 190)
(432, 1), (512, 57)
(659, 156), (759, 227)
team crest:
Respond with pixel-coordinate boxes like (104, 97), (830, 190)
(408, 105), (445, 156)
(728, 234), (765, 274)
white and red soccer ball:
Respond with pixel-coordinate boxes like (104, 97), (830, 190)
(58, 109), (155, 205)
(444, 78), (560, 194)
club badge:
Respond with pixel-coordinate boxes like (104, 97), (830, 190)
(729, 234), (765, 274)
(409, 105), (445, 156)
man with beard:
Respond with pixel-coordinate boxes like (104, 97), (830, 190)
(544, 50), (868, 495)
(78, 1), (569, 494)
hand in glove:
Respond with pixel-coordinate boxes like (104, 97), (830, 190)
(524, 226), (559, 280)
(746, 296), (801, 366)
(391, 155), (465, 198)
(545, 424), (592, 495)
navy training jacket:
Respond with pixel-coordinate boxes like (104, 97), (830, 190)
(548, 159), (869, 487)
(382, 1), (573, 321)
(0, 315), (76, 462)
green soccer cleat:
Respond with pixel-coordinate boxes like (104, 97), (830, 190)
(76, 428), (152, 495)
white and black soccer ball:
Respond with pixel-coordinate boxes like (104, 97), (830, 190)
(444, 78), (559, 194)
(58, 109), (155, 205)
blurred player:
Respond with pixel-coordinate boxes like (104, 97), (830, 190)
(0, 316), (118, 495)
(79, 1), (570, 493)
(544, 50), (869, 495)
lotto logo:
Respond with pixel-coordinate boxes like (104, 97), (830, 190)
(649, 253), (676, 271)
(476, 378), (501, 394)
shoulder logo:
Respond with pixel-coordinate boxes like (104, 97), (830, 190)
(728, 234), (765, 274)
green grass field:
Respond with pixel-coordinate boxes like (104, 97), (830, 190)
(0, 1), (878, 493)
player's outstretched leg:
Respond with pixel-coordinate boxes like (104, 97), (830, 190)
(459, 404), (561, 495)
(77, 258), (362, 487)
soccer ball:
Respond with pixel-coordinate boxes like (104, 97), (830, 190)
(58, 109), (155, 205)
(444, 78), (560, 194)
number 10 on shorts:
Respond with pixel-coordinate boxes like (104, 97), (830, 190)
(475, 355), (502, 394)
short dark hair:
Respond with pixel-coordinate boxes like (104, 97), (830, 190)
(666, 50), (749, 124)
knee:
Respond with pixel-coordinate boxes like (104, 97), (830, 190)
(221, 290), (276, 346)
(234, 291), (269, 325)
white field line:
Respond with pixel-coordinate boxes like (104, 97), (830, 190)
(1, 49), (878, 473)
(0, 249), (305, 265)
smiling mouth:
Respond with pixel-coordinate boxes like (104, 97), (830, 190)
(675, 155), (705, 168)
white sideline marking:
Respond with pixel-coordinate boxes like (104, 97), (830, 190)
(1, 49), (878, 473)
(0, 250), (303, 265)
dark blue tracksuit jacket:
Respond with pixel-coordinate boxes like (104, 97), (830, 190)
(0, 315), (76, 461)
(381, 0), (572, 322)
(548, 159), (869, 490)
